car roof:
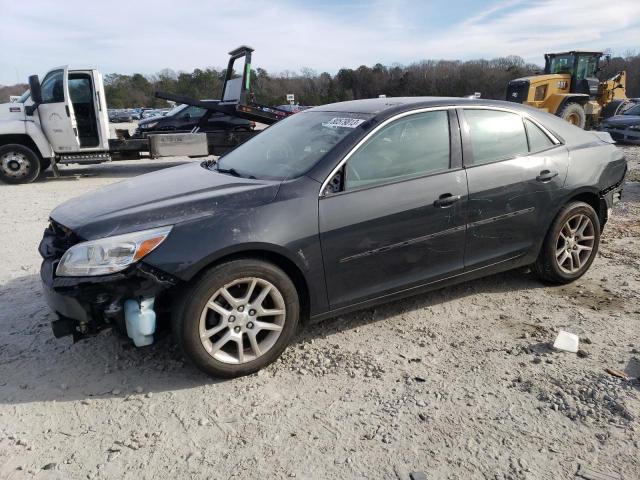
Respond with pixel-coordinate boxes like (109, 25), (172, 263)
(311, 96), (527, 115)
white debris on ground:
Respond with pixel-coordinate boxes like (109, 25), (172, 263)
(0, 146), (638, 479)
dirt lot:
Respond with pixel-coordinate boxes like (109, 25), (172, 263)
(0, 146), (639, 480)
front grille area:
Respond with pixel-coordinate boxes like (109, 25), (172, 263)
(506, 80), (530, 104)
(38, 220), (81, 261)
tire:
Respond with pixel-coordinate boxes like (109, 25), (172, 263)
(0, 144), (41, 184)
(533, 201), (600, 284)
(558, 102), (586, 129)
(172, 259), (300, 378)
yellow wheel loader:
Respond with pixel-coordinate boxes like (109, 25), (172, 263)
(506, 51), (628, 129)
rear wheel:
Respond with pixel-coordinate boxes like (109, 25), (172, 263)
(0, 144), (41, 184)
(533, 202), (600, 284)
(559, 103), (586, 129)
(172, 259), (299, 378)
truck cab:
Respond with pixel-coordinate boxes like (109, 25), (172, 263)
(0, 66), (110, 183)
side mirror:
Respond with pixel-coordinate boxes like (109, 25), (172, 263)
(28, 75), (43, 104)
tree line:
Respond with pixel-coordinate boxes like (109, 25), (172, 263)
(103, 52), (640, 108)
(2, 52), (639, 107)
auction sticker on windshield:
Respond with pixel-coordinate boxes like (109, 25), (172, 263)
(322, 117), (366, 129)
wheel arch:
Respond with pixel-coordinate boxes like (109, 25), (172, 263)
(185, 246), (312, 322)
(545, 94), (589, 115)
(561, 188), (607, 230)
(0, 134), (44, 159)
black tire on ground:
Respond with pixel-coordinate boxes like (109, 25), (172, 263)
(0, 144), (41, 184)
(172, 259), (300, 378)
(533, 201), (600, 284)
(558, 102), (586, 129)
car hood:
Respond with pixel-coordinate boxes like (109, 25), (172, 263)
(50, 162), (281, 239)
(603, 115), (640, 127)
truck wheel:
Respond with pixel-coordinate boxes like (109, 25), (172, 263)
(533, 201), (600, 284)
(172, 259), (300, 378)
(0, 144), (41, 184)
(559, 103), (586, 129)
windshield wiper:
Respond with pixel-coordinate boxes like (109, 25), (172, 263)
(216, 165), (242, 177)
(215, 164), (256, 179)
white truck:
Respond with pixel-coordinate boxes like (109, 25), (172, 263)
(0, 66), (114, 183)
(0, 47), (288, 184)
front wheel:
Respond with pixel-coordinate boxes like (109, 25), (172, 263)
(533, 201), (600, 284)
(559, 102), (586, 129)
(0, 144), (41, 184)
(172, 259), (300, 378)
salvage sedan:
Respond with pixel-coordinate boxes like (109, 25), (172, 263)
(39, 97), (627, 378)
(601, 102), (640, 144)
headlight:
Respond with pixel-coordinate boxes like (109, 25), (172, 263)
(141, 121), (158, 129)
(56, 226), (172, 277)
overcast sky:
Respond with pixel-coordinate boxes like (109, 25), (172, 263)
(1, 0), (639, 85)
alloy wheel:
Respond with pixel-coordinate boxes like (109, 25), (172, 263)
(198, 277), (286, 364)
(555, 214), (595, 274)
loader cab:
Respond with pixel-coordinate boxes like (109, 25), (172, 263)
(28, 67), (110, 154)
(544, 51), (602, 98)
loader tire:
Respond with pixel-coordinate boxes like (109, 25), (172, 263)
(559, 103), (586, 129)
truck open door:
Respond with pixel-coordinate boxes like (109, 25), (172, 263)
(36, 66), (81, 153)
(93, 70), (111, 151)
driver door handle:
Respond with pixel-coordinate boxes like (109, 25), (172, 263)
(536, 169), (558, 182)
(434, 193), (461, 208)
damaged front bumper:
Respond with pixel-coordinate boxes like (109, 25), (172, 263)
(39, 221), (180, 341)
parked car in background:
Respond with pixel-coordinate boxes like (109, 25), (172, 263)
(601, 101), (640, 144)
(109, 110), (134, 123)
(40, 97), (626, 378)
(141, 109), (164, 119)
(274, 104), (311, 114)
(134, 103), (254, 136)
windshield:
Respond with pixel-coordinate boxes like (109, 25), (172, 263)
(166, 104), (187, 117)
(623, 104), (640, 116)
(17, 90), (31, 103)
(547, 54), (574, 75)
(213, 111), (371, 180)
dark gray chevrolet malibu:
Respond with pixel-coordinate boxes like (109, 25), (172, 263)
(39, 97), (627, 377)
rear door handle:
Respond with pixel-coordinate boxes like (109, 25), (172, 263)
(434, 193), (461, 208)
(536, 170), (558, 182)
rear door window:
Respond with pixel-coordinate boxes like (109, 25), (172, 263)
(464, 109), (528, 165)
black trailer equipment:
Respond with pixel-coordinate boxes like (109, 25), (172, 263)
(109, 46), (294, 161)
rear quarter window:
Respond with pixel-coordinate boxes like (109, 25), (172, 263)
(524, 118), (555, 153)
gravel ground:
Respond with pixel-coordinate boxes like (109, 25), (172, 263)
(0, 146), (639, 480)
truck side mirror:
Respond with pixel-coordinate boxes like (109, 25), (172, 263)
(29, 75), (43, 104)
